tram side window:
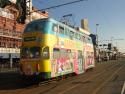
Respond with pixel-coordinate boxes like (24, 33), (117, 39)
(53, 48), (60, 59)
(75, 32), (78, 39)
(84, 37), (87, 43)
(78, 34), (81, 40)
(42, 46), (50, 59)
(70, 31), (74, 40)
(59, 26), (64, 34)
(82, 36), (86, 42)
(74, 32), (82, 41)
(52, 24), (58, 32)
(79, 35), (83, 41)
(65, 28), (69, 36)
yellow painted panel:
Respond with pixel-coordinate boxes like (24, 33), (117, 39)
(39, 60), (51, 72)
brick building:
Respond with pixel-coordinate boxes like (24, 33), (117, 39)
(0, 6), (48, 64)
(0, 7), (23, 61)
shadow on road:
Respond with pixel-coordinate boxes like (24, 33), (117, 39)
(0, 72), (36, 90)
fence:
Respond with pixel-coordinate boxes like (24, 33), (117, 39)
(0, 59), (19, 73)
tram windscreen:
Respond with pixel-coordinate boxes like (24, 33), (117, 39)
(24, 20), (46, 32)
(21, 47), (40, 59)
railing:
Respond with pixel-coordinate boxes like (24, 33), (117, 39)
(0, 29), (22, 39)
(0, 60), (19, 73)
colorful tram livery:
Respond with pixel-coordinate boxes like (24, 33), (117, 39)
(20, 18), (95, 79)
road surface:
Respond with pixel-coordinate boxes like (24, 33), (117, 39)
(0, 59), (125, 94)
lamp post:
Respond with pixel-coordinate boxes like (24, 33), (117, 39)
(96, 24), (99, 62)
(96, 24), (99, 47)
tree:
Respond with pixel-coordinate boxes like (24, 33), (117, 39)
(0, 0), (11, 8)
(0, 0), (27, 23)
(16, 0), (26, 23)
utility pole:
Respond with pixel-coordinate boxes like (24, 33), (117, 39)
(96, 24), (99, 47)
(26, 0), (32, 22)
(95, 23), (99, 62)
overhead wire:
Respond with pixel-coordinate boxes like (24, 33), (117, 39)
(32, 0), (88, 12)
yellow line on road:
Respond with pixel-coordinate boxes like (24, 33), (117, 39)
(92, 65), (124, 94)
(121, 82), (125, 94)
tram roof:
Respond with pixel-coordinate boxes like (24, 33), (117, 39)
(30, 18), (91, 36)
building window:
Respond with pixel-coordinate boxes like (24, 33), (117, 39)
(69, 31), (74, 40)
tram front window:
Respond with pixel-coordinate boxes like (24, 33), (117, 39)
(21, 47), (40, 59)
(24, 21), (46, 32)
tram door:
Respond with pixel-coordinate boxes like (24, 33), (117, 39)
(77, 50), (84, 74)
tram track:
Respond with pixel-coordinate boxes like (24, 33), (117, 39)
(57, 62), (123, 94)
(36, 61), (122, 94)
(92, 64), (125, 94)
(0, 60), (123, 94)
(57, 62), (124, 94)
(28, 60), (116, 88)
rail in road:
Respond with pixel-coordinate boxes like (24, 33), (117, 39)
(50, 61), (125, 94)
(0, 59), (125, 94)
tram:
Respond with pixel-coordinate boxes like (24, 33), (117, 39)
(20, 18), (95, 80)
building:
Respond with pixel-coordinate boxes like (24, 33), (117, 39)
(0, 7), (23, 61)
(0, 6), (48, 66)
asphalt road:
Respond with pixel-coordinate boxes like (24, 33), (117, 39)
(0, 59), (125, 94)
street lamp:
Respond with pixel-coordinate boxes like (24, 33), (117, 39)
(95, 24), (99, 62)
(96, 24), (99, 47)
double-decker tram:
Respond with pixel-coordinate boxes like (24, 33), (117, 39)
(20, 18), (95, 80)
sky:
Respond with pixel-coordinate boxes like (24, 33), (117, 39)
(32, 0), (125, 52)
